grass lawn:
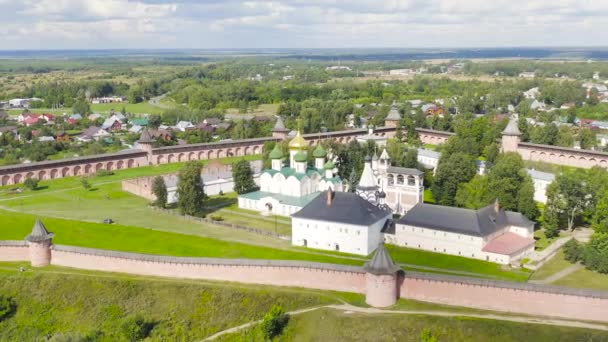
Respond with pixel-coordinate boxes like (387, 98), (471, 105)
(552, 267), (608, 291)
(529, 250), (573, 281)
(386, 245), (532, 282)
(423, 189), (435, 203)
(220, 307), (608, 342)
(0, 209), (361, 266)
(0, 262), (339, 341)
(225, 103), (278, 117)
(534, 229), (569, 251)
(90, 102), (167, 115)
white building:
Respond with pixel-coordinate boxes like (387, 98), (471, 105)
(386, 201), (535, 265)
(238, 132), (344, 216)
(519, 72), (536, 78)
(292, 190), (392, 255)
(357, 149), (424, 214)
(527, 169), (555, 204)
(389, 69), (414, 76)
(417, 148), (440, 171)
(523, 87), (540, 99)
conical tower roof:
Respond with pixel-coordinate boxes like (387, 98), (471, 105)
(385, 107), (401, 121)
(364, 243), (400, 275)
(138, 126), (154, 143)
(26, 219), (55, 243)
(379, 148), (390, 161)
(357, 156), (379, 190)
(502, 116), (521, 136)
(272, 116), (289, 132)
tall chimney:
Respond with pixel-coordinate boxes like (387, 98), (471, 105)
(326, 188), (334, 206)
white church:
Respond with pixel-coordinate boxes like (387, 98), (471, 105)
(238, 130), (344, 216)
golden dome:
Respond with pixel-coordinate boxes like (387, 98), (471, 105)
(288, 131), (308, 150)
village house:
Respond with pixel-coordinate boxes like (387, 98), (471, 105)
(56, 132), (71, 143)
(90, 96), (125, 104)
(175, 121), (195, 132)
(77, 126), (111, 142)
(101, 118), (123, 132)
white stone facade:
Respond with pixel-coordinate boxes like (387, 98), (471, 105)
(292, 215), (390, 256)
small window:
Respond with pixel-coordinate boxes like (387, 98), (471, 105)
(443, 249), (446, 252)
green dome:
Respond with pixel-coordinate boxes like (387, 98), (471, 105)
(324, 160), (335, 169)
(313, 144), (327, 158)
(294, 150), (307, 162)
(269, 144), (284, 160)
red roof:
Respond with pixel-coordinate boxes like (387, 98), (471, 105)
(24, 116), (40, 125)
(482, 232), (534, 256)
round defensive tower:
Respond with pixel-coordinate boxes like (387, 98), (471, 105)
(364, 242), (400, 307)
(25, 218), (54, 267)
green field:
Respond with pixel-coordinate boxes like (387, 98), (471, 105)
(0, 262), (336, 341)
(386, 245), (532, 282)
(220, 307), (608, 342)
(529, 250), (572, 281)
(553, 268), (608, 291)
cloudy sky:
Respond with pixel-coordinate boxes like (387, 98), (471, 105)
(1, 0), (607, 50)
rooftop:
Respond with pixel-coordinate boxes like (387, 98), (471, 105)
(26, 219), (54, 243)
(397, 202), (534, 237)
(364, 243), (400, 274)
(240, 190), (320, 208)
(292, 190), (391, 226)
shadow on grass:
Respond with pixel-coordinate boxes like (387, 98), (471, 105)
(33, 186), (49, 191)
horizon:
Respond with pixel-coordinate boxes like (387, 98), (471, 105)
(2, 1), (608, 50)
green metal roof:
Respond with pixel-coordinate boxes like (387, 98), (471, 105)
(324, 160), (335, 169)
(269, 144), (284, 159)
(239, 191), (321, 207)
(313, 144), (327, 158)
(131, 118), (149, 126)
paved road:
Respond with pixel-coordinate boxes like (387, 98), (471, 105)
(203, 303), (608, 340)
(148, 93), (174, 110)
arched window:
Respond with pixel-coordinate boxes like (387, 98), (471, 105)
(388, 174), (394, 185)
(397, 175), (404, 185)
(407, 175), (415, 186)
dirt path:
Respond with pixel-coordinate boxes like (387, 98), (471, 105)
(531, 264), (583, 284)
(202, 303), (608, 340)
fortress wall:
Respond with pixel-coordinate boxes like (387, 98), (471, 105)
(0, 242), (29, 262)
(49, 246), (367, 294)
(401, 273), (608, 323)
(121, 177), (155, 201)
(518, 143), (608, 169)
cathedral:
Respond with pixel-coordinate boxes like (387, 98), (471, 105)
(356, 149), (424, 215)
(238, 131), (344, 216)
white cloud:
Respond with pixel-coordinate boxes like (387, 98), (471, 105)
(2, 0), (608, 49)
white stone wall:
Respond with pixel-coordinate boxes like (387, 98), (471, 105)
(390, 224), (512, 264)
(292, 215), (390, 256)
(531, 178), (551, 204)
(238, 197), (300, 216)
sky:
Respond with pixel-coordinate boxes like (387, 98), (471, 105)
(1, 0), (607, 50)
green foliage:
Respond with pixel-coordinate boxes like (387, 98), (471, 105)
(23, 177), (39, 190)
(72, 97), (91, 115)
(177, 161), (206, 216)
(260, 305), (289, 340)
(421, 328), (438, 342)
(563, 239), (583, 263)
(120, 315), (154, 341)
(233, 159), (258, 195)
(433, 152), (477, 206)
(96, 170), (114, 177)
(455, 175), (490, 209)
(151, 176), (168, 208)
(0, 294), (16, 322)
(80, 177), (91, 191)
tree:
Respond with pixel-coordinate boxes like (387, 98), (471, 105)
(233, 159), (257, 194)
(80, 177), (92, 191)
(260, 305), (289, 340)
(177, 162), (205, 216)
(432, 153), (477, 206)
(402, 148), (418, 169)
(72, 96), (91, 115)
(152, 176), (168, 208)
(455, 175), (490, 209)
(579, 128), (596, 150)
(395, 120), (404, 142)
(545, 172), (593, 232)
(23, 178), (39, 190)
(517, 178), (539, 220)
(482, 143), (500, 165)
(485, 153), (527, 212)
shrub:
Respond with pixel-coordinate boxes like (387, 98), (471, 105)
(260, 305), (289, 340)
(563, 239), (583, 263)
(80, 177), (92, 191)
(210, 215), (224, 222)
(96, 170), (115, 177)
(23, 177), (39, 190)
(120, 315), (154, 342)
(0, 294), (16, 322)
